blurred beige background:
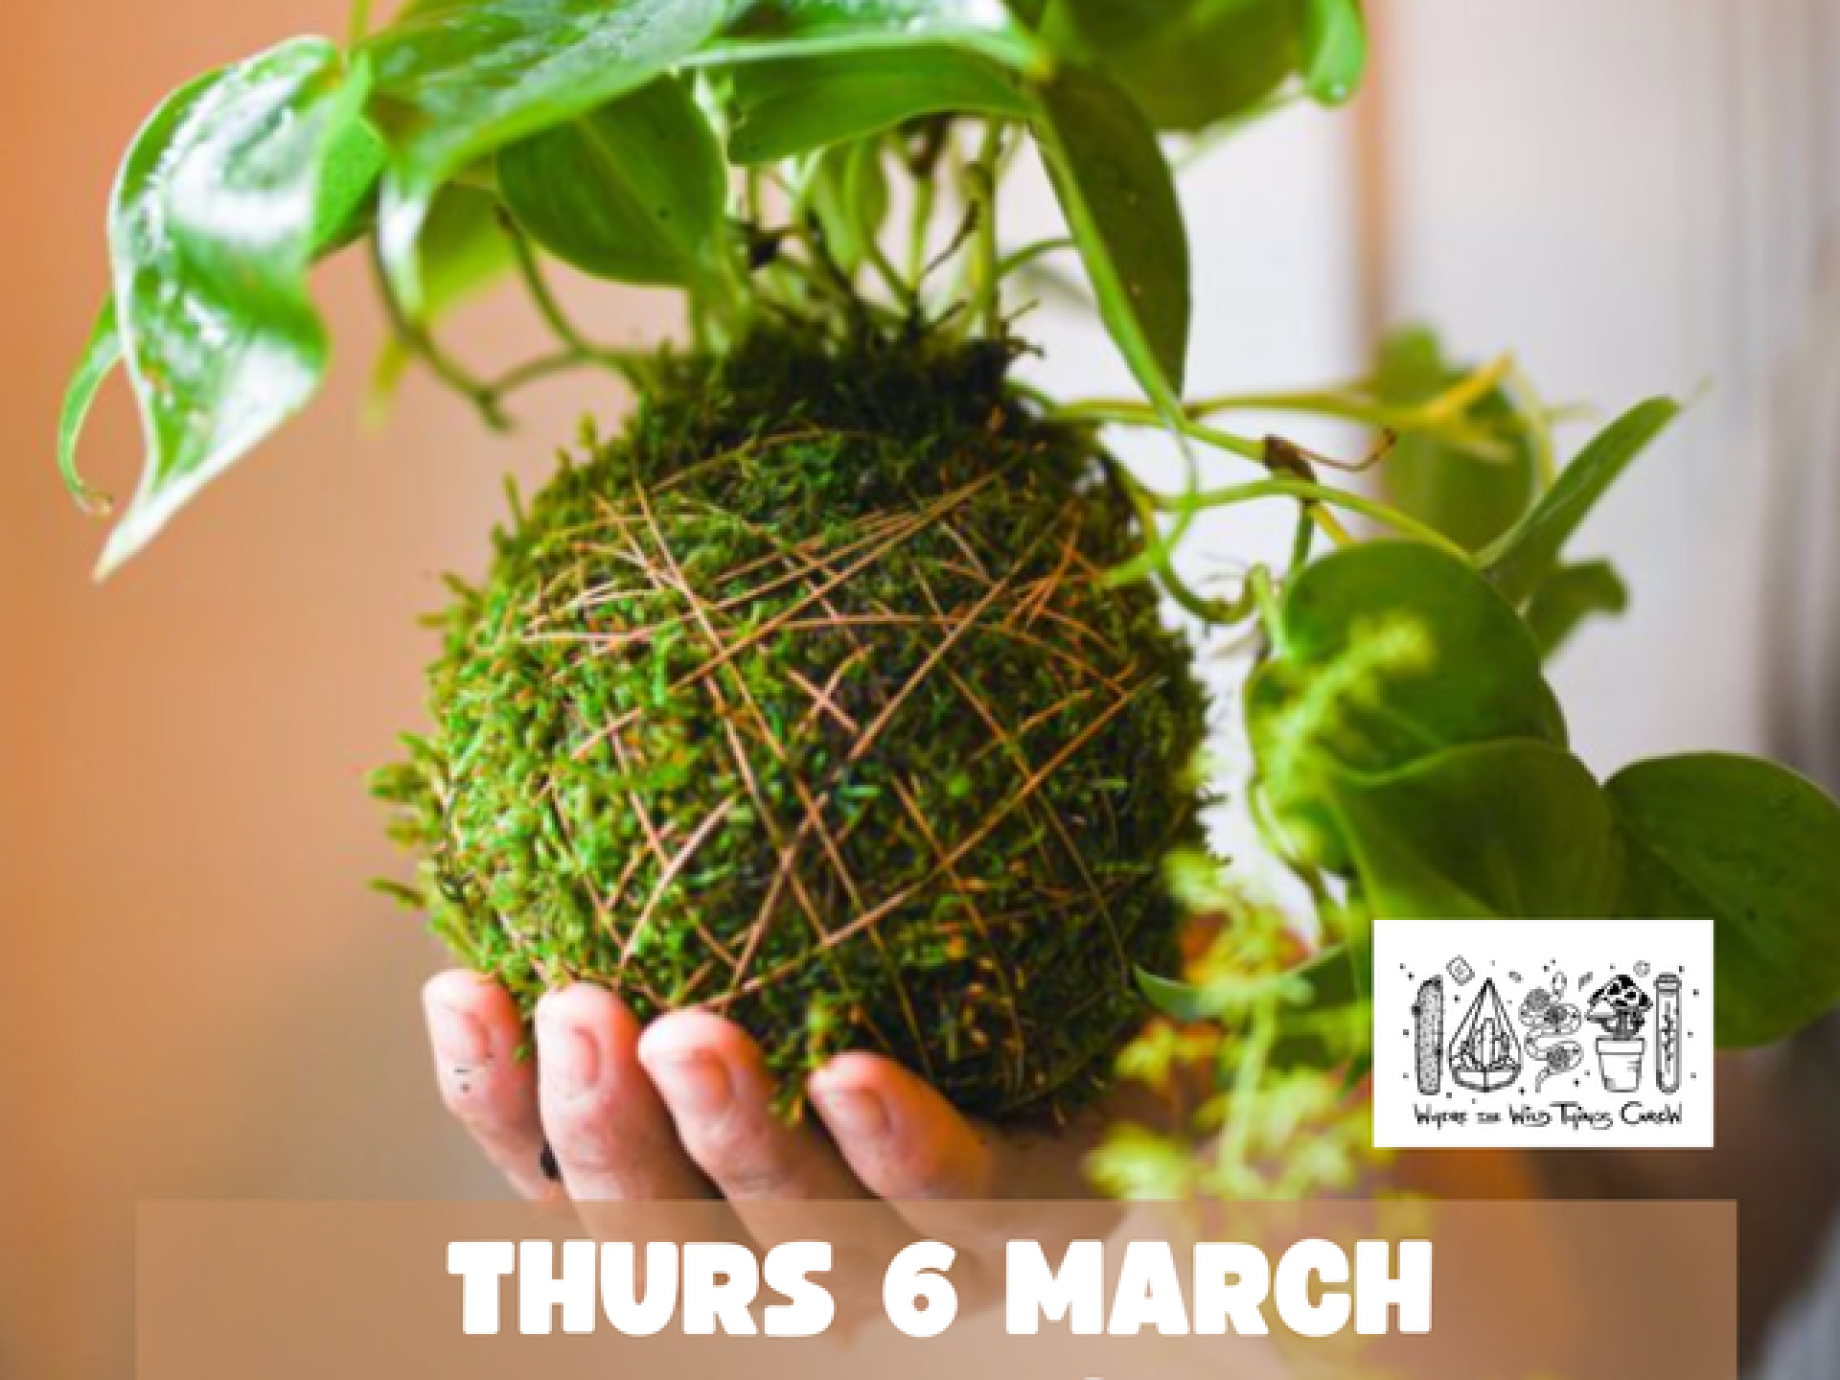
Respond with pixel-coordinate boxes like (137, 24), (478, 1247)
(0, 6), (664, 1374)
(5, 2), (1839, 1378)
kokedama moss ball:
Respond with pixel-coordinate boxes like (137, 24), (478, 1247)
(378, 330), (1206, 1119)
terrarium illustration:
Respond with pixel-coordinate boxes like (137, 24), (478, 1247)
(1588, 974), (1654, 1093)
(1449, 978), (1522, 1092)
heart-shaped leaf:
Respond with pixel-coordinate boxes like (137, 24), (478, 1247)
(1032, 67), (1190, 408)
(1250, 541), (1565, 776)
(1248, 541), (1566, 867)
(98, 37), (373, 576)
(499, 76), (725, 287)
(1482, 396), (1679, 604)
(1608, 753), (1840, 1047)
(729, 45), (1031, 163)
(1330, 740), (1624, 921)
(365, 0), (728, 311)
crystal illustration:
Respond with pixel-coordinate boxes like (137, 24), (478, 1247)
(1449, 978), (1523, 1092)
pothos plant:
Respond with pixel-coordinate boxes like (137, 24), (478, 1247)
(58, 0), (1840, 1193)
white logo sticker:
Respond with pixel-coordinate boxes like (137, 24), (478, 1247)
(1372, 919), (1714, 1149)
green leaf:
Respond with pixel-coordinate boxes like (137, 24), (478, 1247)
(1137, 967), (1225, 1022)
(1032, 67), (1190, 407)
(715, 0), (1039, 68)
(365, 0), (728, 311)
(729, 45), (1031, 163)
(1269, 946), (1370, 1072)
(63, 85), (383, 525)
(1523, 559), (1628, 657)
(400, 186), (519, 317)
(1248, 541), (1565, 870)
(1377, 326), (1536, 551)
(311, 114), (388, 252)
(56, 299), (123, 515)
(1137, 947), (1367, 1071)
(100, 38), (372, 576)
(368, 185), (520, 413)
(1482, 396), (1680, 604)
(1041, 0), (1297, 133)
(1249, 541), (1565, 779)
(806, 138), (891, 273)
(499, 76), (725, 287)
(1608, 754), (1840, 1047)
(1297, 0), (1367, 105)
(1330, 740), (1625, 920)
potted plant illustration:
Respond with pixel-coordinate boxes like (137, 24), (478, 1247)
(1587, 975), (1654, 1093)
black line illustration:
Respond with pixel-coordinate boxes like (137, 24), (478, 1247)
(1587, 975), (1653, 1093)
(1449, 978), (1521, 1092)
(1412, 976), (1444, 1095)
(1518, 983), (1583, 1094)
(1654, 974), (1682, 1093)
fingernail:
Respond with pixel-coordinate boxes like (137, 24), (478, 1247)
(545, 1023), (601, 1099)
(818, 1087), (888, 1140)
(428, 1001), (488, 1068)
(652, 1051), (731, 1116)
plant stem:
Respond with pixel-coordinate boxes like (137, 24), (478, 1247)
(1104, 466), (1250, 624)
(1218, 993), (1278, 1195)
(970, 122), (1005, 336)
(1052, 399), (1267, 463)
(1066, 353), (1531, 464)
(1146, 475), (1474, 562)
(906, 158), (937, 286)
(1506, 360), (1559, 489)
(1248, 565), (1283, 639)
(369, 236), (510, 430)
(995, 235), (1077, 280)
(485, 351), (631, 398)
(345, 0), (373, 48)
(501, 215), (647, 379)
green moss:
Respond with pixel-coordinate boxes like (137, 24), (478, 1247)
(377, 327), (1206, 1119)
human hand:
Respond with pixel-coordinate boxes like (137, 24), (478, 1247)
(422, 970), (1114, 1206)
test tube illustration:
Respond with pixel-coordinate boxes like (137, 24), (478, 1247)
(1655, 974), (1682, 1094)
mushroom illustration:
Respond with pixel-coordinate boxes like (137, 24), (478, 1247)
(1587, 974), (1653, 1042)
(1586, 974), (1653, 1093)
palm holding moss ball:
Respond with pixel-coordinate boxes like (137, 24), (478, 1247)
(377, 332), (1206, 1119)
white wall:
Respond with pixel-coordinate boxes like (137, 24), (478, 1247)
(1372, 0), (1840, 776)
